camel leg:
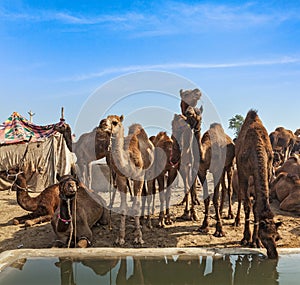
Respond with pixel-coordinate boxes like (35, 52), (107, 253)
(157, 174), (166, 227)
(240, 178), (252, 246)
(198, 170), (210, 233)
(212, 178), (225, 237)
(219, 173), (226, 217)
(179, 167), (192, 221)
(189, 181), (199, 221)
(115, 175), (127, 246)
(233, 192), (242, 227)
(165, 168), (177, 225)
(24, 214), (53, 227)
(132, 180), (144, 245)
(226, 166), (234, 219)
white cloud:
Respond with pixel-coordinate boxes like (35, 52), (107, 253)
(61, 56), (300, 82)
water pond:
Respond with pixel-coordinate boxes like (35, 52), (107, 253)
(0, 252), (299, 285)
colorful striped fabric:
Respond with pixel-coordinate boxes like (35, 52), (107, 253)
(0, 112), (63, 145)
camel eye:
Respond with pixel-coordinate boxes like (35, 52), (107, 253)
(112, 121), (118, 126)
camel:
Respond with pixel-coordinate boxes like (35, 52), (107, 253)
(51, 173), (108, 248)
(149, 131), (180, 227)
(103, 115), (154, 245)
(197, 123), (235, 237)
(0, 166), (60, 227)
(179, 88), (202, 115)
(275, 155), (300, 177)
(235, 110), (281, 259)
(177, 105), (203, 209)
(270, 172), (300, 212)
(171, 114), (199, 221)
(269, 127), (296, 162)
(292, 129), (300, 155)
(53, 120), (73, 152)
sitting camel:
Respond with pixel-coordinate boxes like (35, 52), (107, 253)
(269, 127), (296, 162)
(198, 123), (235, 237)
(0, 166), (60, 227)
(103, 115), (154, 245)
(270, 172), (300, 212)
(51, 173), (108, 248)
(235, 110), (281, 259)
(275, 154), (300, 177)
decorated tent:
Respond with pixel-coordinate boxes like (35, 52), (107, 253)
(0, 112), (75, 192)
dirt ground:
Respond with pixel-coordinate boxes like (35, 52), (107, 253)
(1, 181), (300, 254)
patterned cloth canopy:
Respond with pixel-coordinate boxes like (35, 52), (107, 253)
(0, 112), (63, 145)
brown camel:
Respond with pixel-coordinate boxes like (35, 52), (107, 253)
(197, 123), (235, 237)
(275, 155), (300, 176)
(171, 114), (199, 221)
(149, 131), (180, 227)
(270, 172), (300, 212)
(180, 88), (202, 115)
(269, 127), (296, 162)
(292, 129), (300, 154)
(0, 166), (60, 227)
(51, 173), (108, 248)
(103, 115), (154, 245)
(235, 110), (281, 259)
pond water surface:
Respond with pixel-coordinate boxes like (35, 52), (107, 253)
(0, 253), (299, 285)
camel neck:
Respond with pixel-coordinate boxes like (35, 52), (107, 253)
(59, 198), (75, 222)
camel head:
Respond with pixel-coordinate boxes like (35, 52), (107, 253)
(53, 122), (73, 152)
(99, 115), (124, 134)
(259, 218), (282, 259)
(180, 88), (202, 107)
(57, 174), (79, 199)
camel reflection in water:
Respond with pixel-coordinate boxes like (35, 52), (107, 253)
(52, 254), (278, 285)
(8, 254), (278, 285)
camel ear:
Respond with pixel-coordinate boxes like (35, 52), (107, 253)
(120, 115), (124, 122)
(179, 89), (183, 97)
(259, 220), (267, 229)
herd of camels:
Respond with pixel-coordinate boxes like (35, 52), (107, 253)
(1, 88), (300, 259)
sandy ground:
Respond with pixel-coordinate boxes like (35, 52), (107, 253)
(1, 181), (300, 253)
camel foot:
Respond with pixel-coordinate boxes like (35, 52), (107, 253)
(198, 226), (209, 234)
(240, 238), (250, 246)
(179, 210), (191, 221)
(77, 239), (88, 248)
(115, 237), (126, 246)
(165, 216), (173, 225)
(25, 220), (34, 227)
(190, 210), (199, 221)
(232, 218), (240, 227)
(52, 240), (65, 248)
(158, 221), (165, 228)
(213, 230), (225, 237)
(13, 219), (20, 225)
(133, 236), (144, 245)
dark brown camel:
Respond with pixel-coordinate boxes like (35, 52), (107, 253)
(103, 116), (154, 245)
(0, 167), (60, 227)
(51, 173), (108, 248)
(149, 131), (180, 227)
(197, 123), (235, 237)
(235, 110), (281, 259)
(53, 120), (73, 152)
(269, 127), (296, 162)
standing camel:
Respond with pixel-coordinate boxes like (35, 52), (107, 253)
(103, 115), (154, 245)
(235, 110), (281, 259)
(198, 123), (235, 237)
(171, 114), (199, 221)
(149, 131), (180, 227)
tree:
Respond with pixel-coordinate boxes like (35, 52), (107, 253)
(228, 114), (244, 138)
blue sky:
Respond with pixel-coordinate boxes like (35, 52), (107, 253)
(1, 0), (300, 138)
